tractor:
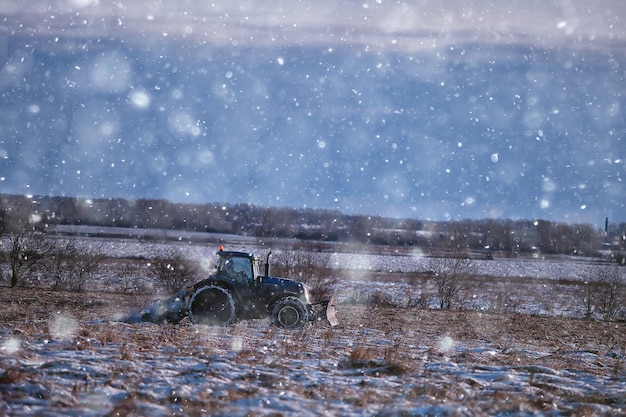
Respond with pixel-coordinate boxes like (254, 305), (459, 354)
(140, 247), (338, 329)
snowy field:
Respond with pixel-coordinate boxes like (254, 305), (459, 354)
(53, 233), (621, 318)
(0, 236), (624, 416)
(49, 230), (609, 281)
(1, 297), (624, 417)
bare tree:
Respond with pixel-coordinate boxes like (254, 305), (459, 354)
(2, 199), (52, 288)
(429, 255), (476, 310)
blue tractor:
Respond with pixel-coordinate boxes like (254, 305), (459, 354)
(141, 248), (338, 329)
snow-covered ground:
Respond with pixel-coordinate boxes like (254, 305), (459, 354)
(0, 236), (624, 416)
(48, 232), (607, 281)
(1, 309), (624, 416)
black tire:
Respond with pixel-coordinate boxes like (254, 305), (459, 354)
(188, 285), (236, 326)
(271, 297), (308, 329)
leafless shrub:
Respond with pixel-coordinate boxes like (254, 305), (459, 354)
(429, 255), (477, 310)
(49, 238), (103, 292)
(147, 248), (201, 294)
(368, 290), (398, 307)
(1, 199), (52, 288)
(341, 287), (369, 305)
(580, 265), (625, 320)
(581, 279), (600, 319)
(4, 232), (52, 288)
(407, 291), (430, 309)
(593, 265), (624, 320)
(271, 244), (334, 301)
(490, 283), (517, 315)
(406, 275), (430, 308)
(117, 261), (148, 294)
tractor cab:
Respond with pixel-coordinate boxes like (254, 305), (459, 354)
(216, 250), (260, 285)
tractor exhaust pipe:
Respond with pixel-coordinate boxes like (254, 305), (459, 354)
(265, 251), (272, 276)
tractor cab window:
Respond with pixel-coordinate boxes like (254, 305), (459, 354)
(219, 256), (252, 284)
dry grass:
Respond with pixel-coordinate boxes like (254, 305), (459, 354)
(0, 284), (624, 415)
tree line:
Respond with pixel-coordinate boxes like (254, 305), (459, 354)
(1, 193), (625, 259)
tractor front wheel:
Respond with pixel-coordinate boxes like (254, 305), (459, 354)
(271, 297), (308, 329)
(188, 285), (236, 326)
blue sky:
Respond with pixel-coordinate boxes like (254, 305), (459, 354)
(1, 1), (624, 225)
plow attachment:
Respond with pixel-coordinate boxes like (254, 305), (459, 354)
(325, 292), (339, 326)
(311, 292), (339, 326)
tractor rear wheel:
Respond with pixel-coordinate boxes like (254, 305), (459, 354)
(188, 285), (236, 326)
(271, 297), (308, 329)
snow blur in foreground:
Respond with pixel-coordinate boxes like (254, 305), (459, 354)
(0, 314), (624, 416)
